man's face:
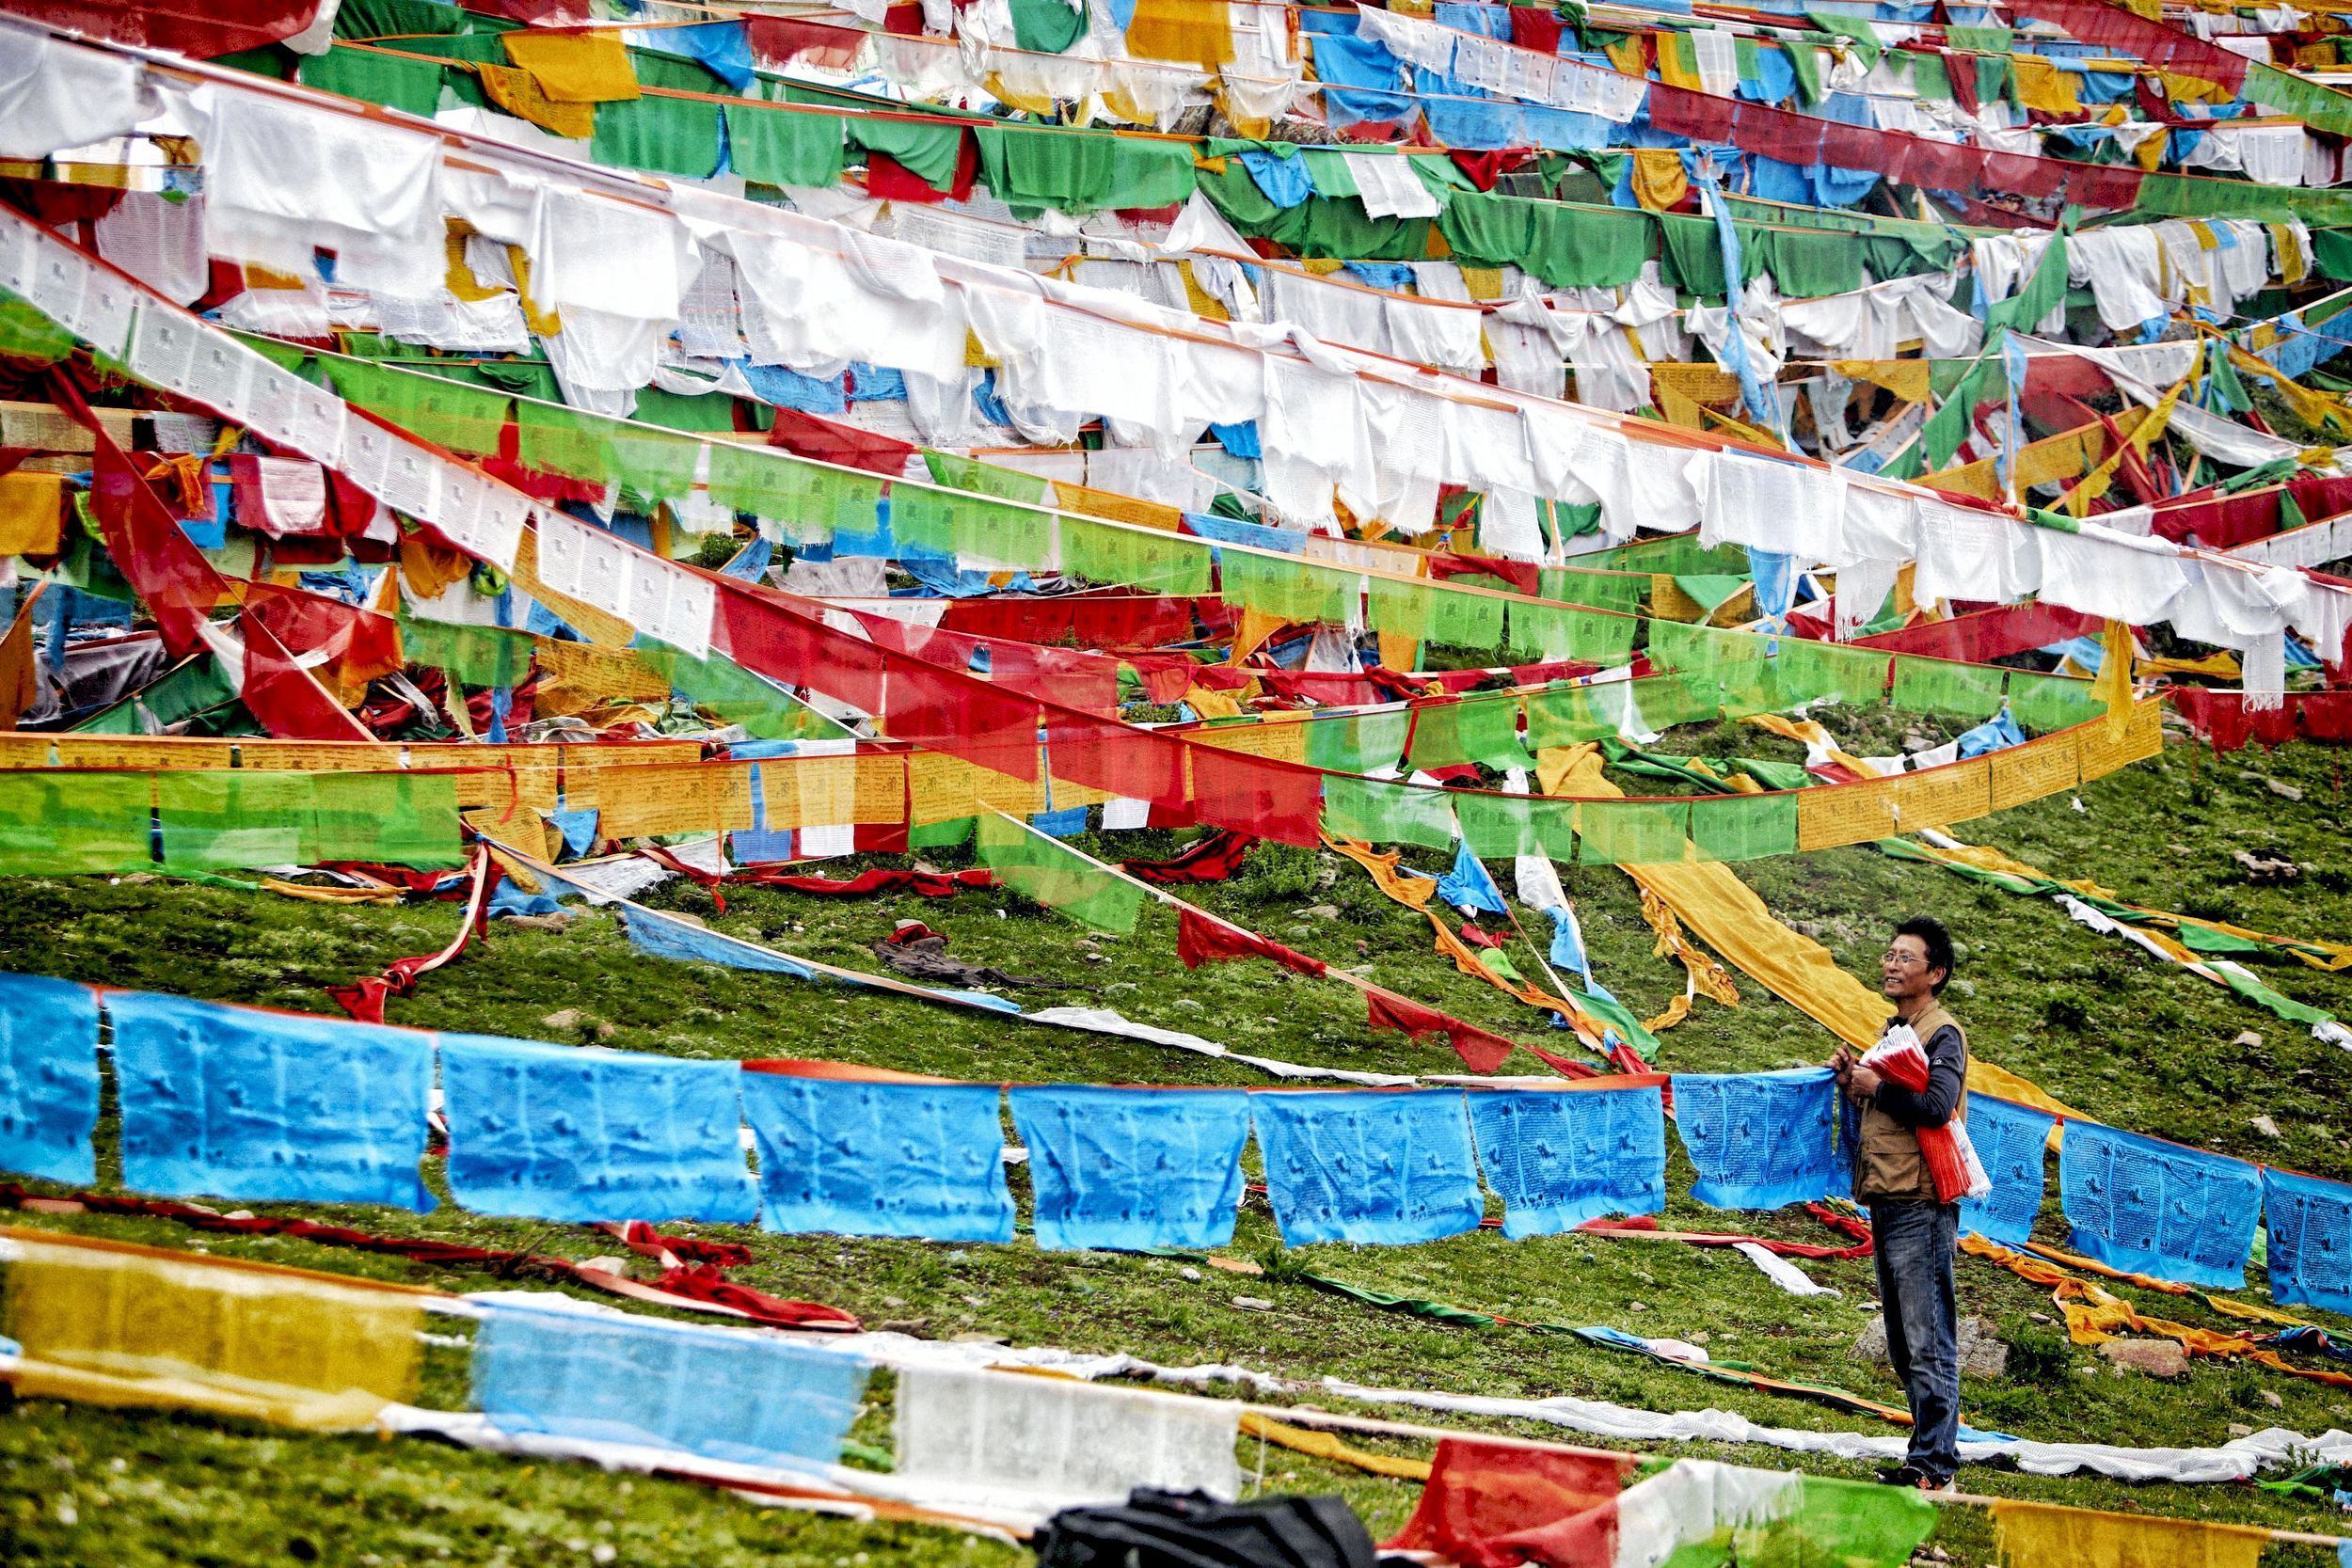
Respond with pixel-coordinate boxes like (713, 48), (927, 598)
(1882, 934), (1940, 1002)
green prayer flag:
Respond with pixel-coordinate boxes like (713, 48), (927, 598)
(848, 117), (968, 192)
(1304, 708), (1411, 776)
(326, 357), (513, 456)
(1007, 0), (1089, 52)
(1218, 551), (1357, 626)
(1508, 601), (1638, 664)
(639, 645), (853, 740)
(1575, 799), (1692, 864)
(310, 772), (466, 867)
(0, 771), (153, 874)
(400, 615), (533, 689)
(1690, 791), (1797, 861)
(2006, 670), (2101, 734)
(976, 124), (1196, 216)
(1319, 775), (1458, 850)
(707, 443), (883, 538)
(725, 103), (846, 188)
(1369, 577), (1503, 652)
(1891, 656), (2007, 721)
(299, 44), (446, 117)
(1062, 518), (1212, 595)
(593, 95), (723, 180)
(1454, 791), (1577, 860)
(155, 772), (311, 871)
(1406, 698), (1530, 772)
(977, 812), (1144, 933)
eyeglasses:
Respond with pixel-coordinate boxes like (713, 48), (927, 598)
(1882, 951), (1928, 967)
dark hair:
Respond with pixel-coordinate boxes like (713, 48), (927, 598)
(1895, 916), (1955, 994)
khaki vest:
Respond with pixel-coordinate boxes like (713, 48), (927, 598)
(1853, 1002), (1968, 1204)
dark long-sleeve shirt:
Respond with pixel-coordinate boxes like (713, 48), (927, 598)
(1871, 1022), (1965, 1129)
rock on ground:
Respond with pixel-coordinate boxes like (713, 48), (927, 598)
(2098, 1338), (2189, 1379)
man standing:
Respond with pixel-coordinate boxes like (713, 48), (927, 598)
(1832, 915), (1968, 1492)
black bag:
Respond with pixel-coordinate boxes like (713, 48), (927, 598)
(1032, 1488), (1395, 1568)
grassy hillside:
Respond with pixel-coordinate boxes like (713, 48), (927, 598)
(2, 715), (2349, 1565)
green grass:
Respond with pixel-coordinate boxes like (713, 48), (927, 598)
(2, 711), (2350, 1565)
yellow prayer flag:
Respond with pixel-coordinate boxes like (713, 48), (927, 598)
(1, 1233), (425, 1432)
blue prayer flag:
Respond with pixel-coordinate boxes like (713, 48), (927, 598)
(440, 1034), (756, 1225)
(1670, 1068), (1840, 1211)
(470, 1299), (866, 1469)
(110, 990), (433, 1211)
(1958, 1093), (2055, 1247)
(1252, 1089), (1485, 1246)
(2058, 1120), (2261, 1291)
(0, 972), (100, 1185)
(1010, 1085), (1250, 1251)
(2263, 1166), (2352, 1317)
(1468, 1084), (1666, 1238)
(740, 1071), (1013, 1243)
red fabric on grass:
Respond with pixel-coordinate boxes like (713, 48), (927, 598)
(240, 613), (378, 741)
(2301, 691), (2352, 741)
(1175, 905), (1329, 977)
(937, 594), (1202, 649)
(2063, 161), (2145, 212)
(1386, 1437), (1638, 1568)
(1364, 987), (1515, 1073)
(744, 867), (995, 897)
(1122, 828), (1257, 885)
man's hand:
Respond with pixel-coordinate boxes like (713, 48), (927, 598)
(1829, 1044), (1854, 1078)
(1846, 1064), (1882, 1101)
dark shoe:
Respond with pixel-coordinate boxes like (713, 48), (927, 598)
(1874, 1464), (1928, 1487)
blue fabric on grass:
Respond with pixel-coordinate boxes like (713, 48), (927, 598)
(1955, 707), (2026, 758)
(1010, 1086), (1250, 1251)
(1669, 1068), (1840, 1210)
(0, 972), (100, 1185)
(440, 1034), (756, 1224)
(110, 990), (433, 1211)
(2262, 1166), (2352, 1316)
(2058, 1119), (2262, 1290)
(740, 1072), (1013, 1242)
(618, 905), (821, 978)
(1435, 841), (1508, 914)
(470, 1298), (866, 1469)
(1468, 1084), (1667, 1237)
(1251, 1089), (1485, 1245)
(1957, 1092), (2055, 1247)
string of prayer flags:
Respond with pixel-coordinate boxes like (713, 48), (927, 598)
(739, 1069), (1016, 1243)
(1009, 1085), (1252, 1252)
(1670, 1069), (1843, 1211)
(438, 1033), (759, 1225)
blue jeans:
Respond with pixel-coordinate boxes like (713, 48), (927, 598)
(1870, 1198), (1961, 1481)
